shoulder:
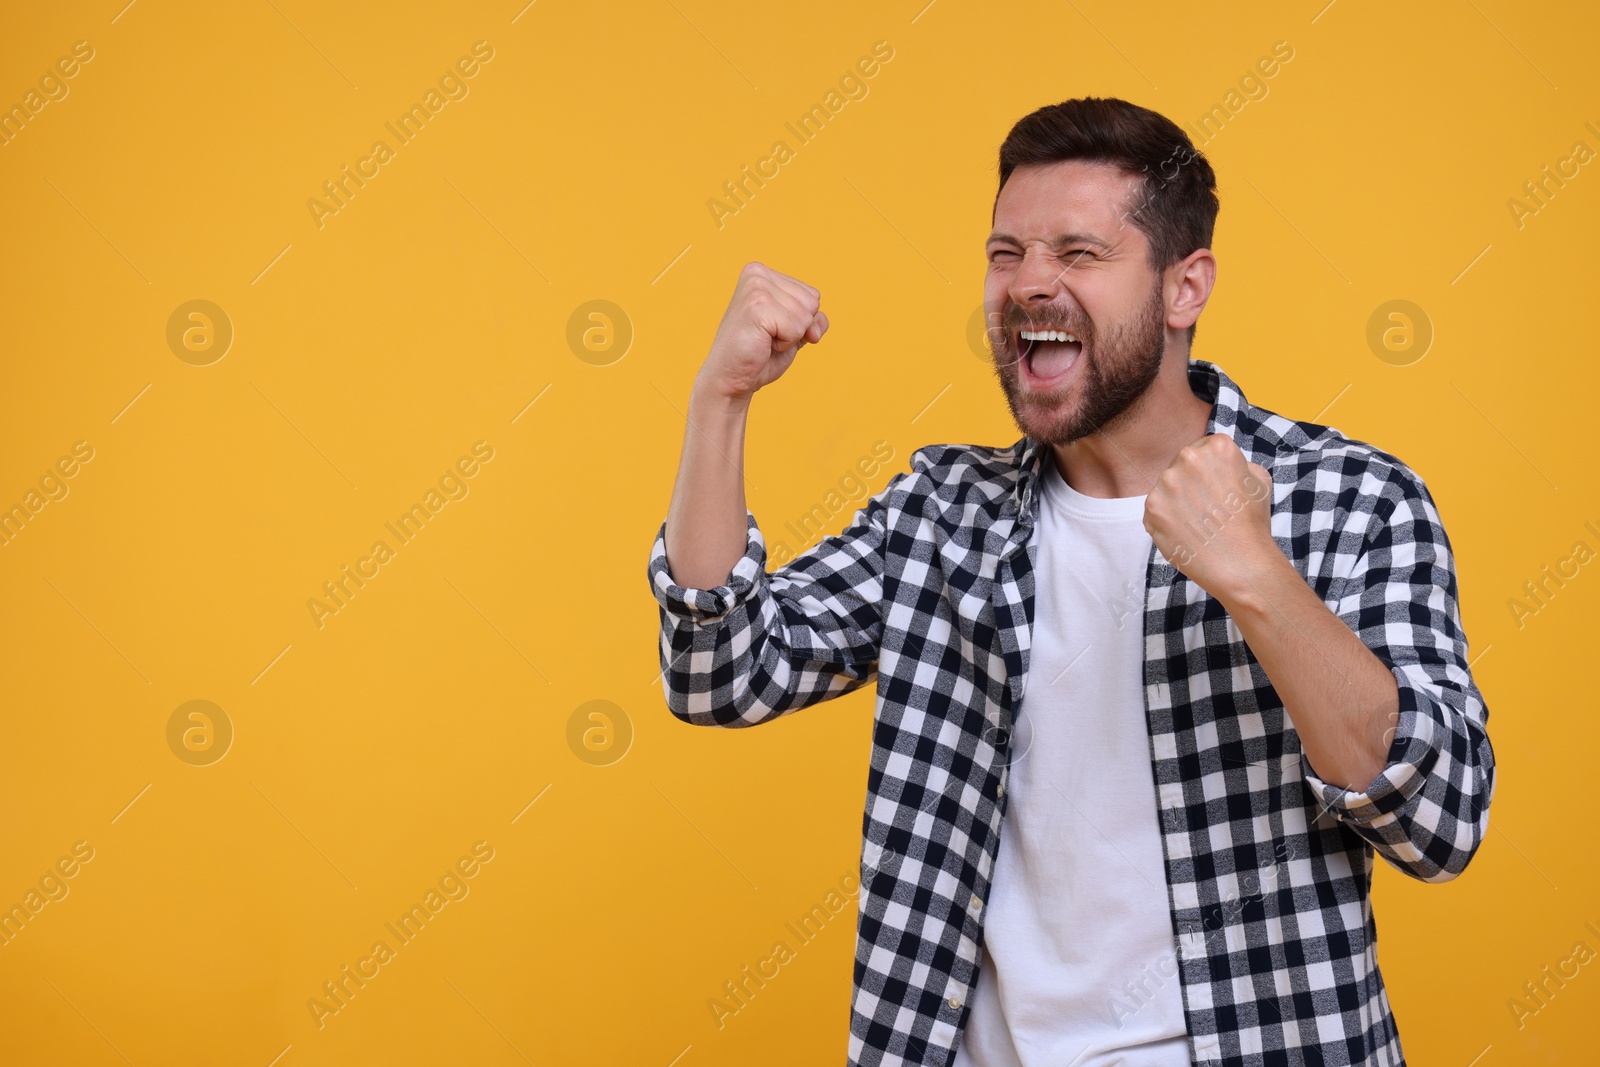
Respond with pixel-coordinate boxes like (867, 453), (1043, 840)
(1248, 401), (1445, 537)
(898, 439), (1032, 515)
(907, 439), (1029, 481)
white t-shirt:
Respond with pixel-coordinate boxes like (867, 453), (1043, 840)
(953, 456), (1190, 1067)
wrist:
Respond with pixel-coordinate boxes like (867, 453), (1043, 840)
(1214, 544), (1300, 620)
(690, 372), (755, 416)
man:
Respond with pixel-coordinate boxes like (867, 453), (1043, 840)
(646, 97), (1494, 1067)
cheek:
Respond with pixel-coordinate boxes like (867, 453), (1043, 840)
(982, 289), (1011, 330)
(983, 273), (1009, 308)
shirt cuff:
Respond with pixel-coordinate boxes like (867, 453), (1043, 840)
(647, 511), (768, 620)
(1301, 662), (1443, 824)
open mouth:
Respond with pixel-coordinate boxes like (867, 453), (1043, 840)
(1017, 328), (1083, 389)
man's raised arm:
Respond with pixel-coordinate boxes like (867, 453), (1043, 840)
(662, 262), (827, 591)
(648, 263), (905, 729)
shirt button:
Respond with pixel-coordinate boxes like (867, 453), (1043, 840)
(970, 893), (982, 910)
(947, 995), (962, 1010)
(997, 781), (1006, 799)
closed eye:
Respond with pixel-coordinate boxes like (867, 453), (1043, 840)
(988, 248), (1093, 263)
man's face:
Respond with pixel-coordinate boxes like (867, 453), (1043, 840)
(984, 160), (1171, 446)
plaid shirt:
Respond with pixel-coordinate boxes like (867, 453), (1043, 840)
(646, 359), (1495, 1067)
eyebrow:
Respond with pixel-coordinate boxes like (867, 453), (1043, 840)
(985, 231), (1112, 250)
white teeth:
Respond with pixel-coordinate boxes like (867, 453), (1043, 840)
(1020, 330), (1080, 343)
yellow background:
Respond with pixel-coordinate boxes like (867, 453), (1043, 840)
(1, 0), (1594, 1063)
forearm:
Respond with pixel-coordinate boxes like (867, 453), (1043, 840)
(1219, 557), (1399, 791)
(663, 374), (755, 591)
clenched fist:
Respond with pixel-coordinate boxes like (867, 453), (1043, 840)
(698, 262), (828, 402)
(1142, 433), (1277, 603)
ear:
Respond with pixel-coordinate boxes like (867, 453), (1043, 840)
(1166, 248), (1216, 333)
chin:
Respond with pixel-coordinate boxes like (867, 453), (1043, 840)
(1009, 392), (1078, 445)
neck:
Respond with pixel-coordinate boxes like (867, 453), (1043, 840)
(1050, 351), (1214, 498)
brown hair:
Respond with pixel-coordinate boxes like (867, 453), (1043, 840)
(995, 97), (1218, 343)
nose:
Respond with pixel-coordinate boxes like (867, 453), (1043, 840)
(1009, 247), (1067, 307)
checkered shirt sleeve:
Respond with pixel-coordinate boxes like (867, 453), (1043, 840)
(1302, 462), (1496, 883)
(645, 473), (910, 727)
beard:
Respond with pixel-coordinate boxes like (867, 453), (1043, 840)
(988, 278), (1167, 447)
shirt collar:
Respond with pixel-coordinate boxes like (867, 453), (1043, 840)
(1009, 358), (1251, 526)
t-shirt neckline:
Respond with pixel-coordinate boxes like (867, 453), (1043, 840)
(1040, 454), (1149, 522)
